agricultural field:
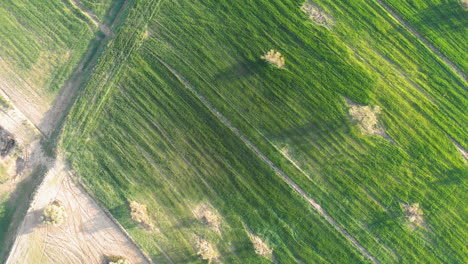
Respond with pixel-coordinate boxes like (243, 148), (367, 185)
(382, 0), (468, 76)
(0, 0), (96, 124)
(0, 0), (140, 262)
(61, 0), (467, 263)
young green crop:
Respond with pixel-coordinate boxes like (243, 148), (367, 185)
(63, 0), (467, 263)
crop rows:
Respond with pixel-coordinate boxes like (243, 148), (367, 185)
(63, 0), (467, 263)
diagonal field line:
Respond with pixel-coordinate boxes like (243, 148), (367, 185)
(149, 50), (381, 264)
(375, 0), (467, 83)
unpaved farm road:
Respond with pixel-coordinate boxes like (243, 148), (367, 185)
(375, 0), (467, 82)
(149, 49), (381, 264)
(3, 1), (150, 264)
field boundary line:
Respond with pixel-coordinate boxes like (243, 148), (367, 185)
(375, 0), (467, 82)
(149, 51), (381, 264)
(72, 173), (155, 264)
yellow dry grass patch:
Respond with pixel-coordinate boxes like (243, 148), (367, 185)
(193, 203), (222, 234)
(349, 104), (383, 135)
(301, 1), (334, 28)
(195, 236), (219, 263)
(403, 203), (425, 227)
(247, 231), (273, 259)
(129, 200), (154, 229)
(461, 0), (468, 9)
(261, 49), (285, 68)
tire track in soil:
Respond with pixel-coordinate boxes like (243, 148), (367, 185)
(375, 0), (467, 82)
(149, 51), (381, 264)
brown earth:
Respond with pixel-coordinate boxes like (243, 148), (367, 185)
(6, 156), (148, 264)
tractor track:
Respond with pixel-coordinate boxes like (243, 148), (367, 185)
(149, 50), (381, 264)
(375, 0), (467, 82)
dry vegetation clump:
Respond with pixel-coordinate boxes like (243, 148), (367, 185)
(404, 203), (425, 227)
(461, 0), (468, 10)
(129, 201), (154, 229)
(261, 49), (285, 68)
(42, 200), (67, 226)
(301, 1), (335, 28)
(193, 203), (222, 234)
(349, 104), (383, 135)
(106, 255), (131, 264)
(248, 232), (273, 259)
(196, 236), (219, 263)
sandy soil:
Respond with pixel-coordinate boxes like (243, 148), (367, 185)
(6, 156), (149, 264)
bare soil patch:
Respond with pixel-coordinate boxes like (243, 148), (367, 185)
(6, 157), (149, 264)
(301, 1), (334, 28)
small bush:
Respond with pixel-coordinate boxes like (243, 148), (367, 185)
(261, 49), (285, 68)
(42, 200), (67, 226)
(106, 255), (131, 264)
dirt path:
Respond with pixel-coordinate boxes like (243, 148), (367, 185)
(2, 1), (151, 263)
(150, 51), (381, 264)
(6, 156), (149, 264)
(375, 0), (467, 82)
(69, 0), (113, 36)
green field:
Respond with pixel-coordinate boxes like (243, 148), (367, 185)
(61, 0), (467, 263)
(0, 0), (96, 93)
(383, 0), (468, 75)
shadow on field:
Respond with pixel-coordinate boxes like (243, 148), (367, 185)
(18, 208), (44, 236)
(414, 2), (467, 32)
(271, 119), (350, 143)
(0, 166), (46, 262)
(214, 60), (259, 81)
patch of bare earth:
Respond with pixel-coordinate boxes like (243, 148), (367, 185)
(301, 1), (334, 28)
(193, 203), (222, 234)
(0, 89), (47, 206)
(6, 156), (149, 264)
